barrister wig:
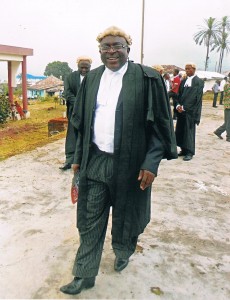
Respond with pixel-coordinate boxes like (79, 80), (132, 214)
(185, 62), (196, 69)
(76, 56), (92, 64)
(152, 65), (164, 72)
(96, 26), (132, 45)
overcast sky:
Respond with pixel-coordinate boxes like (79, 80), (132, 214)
(0, 0), (230, 79)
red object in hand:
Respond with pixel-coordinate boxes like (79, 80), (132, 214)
(71, 171), (80, 204)
(71, 185), (78, 204)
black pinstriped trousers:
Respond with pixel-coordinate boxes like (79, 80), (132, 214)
(72, 147), (137, 278)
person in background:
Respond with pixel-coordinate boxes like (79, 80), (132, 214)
(59, 56), (92, 171)
(214, 78), (230, 142)
(219, 77), (227, 105)
(14, 101), (25, 119)
(60, 25), (177, 296)
(175, 63), (204, 161)
(212, 80), (220, 108)
(168, 68), (181, 120)
(152, 64), (164, 75)
(163, 73), (171, 92)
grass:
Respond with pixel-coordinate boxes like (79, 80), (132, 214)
(0, 98), (67, 161)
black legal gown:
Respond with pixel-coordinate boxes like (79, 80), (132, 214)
(71, 62), (178, 242)
(175, 76), (204, 155)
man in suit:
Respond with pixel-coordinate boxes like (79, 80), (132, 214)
(59, 56), (92, 170)
(59, 26), (177, 295)
(175, 63), (204, 161)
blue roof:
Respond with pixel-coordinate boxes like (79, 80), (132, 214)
(16, 73), (46, 80)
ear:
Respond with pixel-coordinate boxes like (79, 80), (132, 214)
(127, 47), (130, 54)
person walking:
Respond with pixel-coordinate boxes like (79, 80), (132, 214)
(60, 25), (177, 295)
(175, 63), (204, 161)
(214, 78), (230, 142)
(59, 56), (92, 170)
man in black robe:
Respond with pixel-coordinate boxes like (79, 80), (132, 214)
(60, 26), (177, 295)
(59, 56), (92, 170)
(175, 63), (204, 161)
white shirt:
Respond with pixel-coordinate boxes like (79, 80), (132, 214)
(80, 74), (84, 83)
(220, 79), (226, 92)
(184, 74), (196, 87)
(164, 79), (170, 92)
(93, 62), (128, 153)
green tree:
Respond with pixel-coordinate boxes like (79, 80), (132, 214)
(0, 94), (11, 124)
(214, 16), (230, 73)
(194, 17), (221, 71)
(44, 61), (72, 81)
(212, 32), (230, 73)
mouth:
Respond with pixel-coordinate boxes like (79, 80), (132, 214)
(107, 57), (119, 61)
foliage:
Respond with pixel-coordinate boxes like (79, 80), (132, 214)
(0, 83), (8, 95)
(14, 85), (23, 97)
(44, 61), (72, 81)
(0, 94), (11, 124)
(194, 17), (221, 71)
(212, 16), (230, 73)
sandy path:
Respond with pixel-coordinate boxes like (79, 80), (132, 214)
(0, 101), (229, 300)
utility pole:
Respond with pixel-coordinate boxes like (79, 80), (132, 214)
(140, 0), (145, 64)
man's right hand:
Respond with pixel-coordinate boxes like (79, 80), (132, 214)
(72, 164), (80, 173)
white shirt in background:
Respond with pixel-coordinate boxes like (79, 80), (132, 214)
(220, 79), (226, 92)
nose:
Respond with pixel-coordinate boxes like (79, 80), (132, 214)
(107, 46), (116, 53)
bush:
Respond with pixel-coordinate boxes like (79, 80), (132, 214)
(0, 95), (11, 124)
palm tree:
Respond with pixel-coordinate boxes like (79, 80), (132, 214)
(216, 16), (230, 73)
(194, 17), (221, 71)
(212, 32), (230, 73)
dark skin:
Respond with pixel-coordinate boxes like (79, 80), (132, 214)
(73, 35), (155, 190)
(78, 61), (91, 76)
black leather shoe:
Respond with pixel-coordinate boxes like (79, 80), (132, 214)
(60, 277), (95, 295)
(183, 155), (193, 161)
(114, 258), (129, 272)
(59, 163), (71, 170)
(214, 131), (223, 139)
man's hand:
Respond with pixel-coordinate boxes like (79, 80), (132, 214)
(138, 170), (156, 190)
(72, 164), (80, 174)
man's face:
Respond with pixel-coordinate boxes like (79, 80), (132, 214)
(99, 35), (130, 71)
(78, 61), (91, 76)
(185, 65), (195, 77)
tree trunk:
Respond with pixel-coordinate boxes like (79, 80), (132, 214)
(205, 42), (210, 71)
(217, 50), (223, 73)
(219, 49), (224, 73)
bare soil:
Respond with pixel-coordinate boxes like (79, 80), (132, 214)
(0, 101), (229, 300)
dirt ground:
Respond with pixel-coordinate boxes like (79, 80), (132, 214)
(0, 101), (229, 300)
